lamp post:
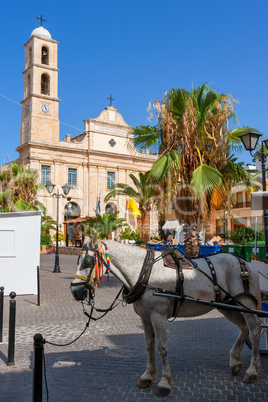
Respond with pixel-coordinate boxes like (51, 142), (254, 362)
(240, 131), (268, 260)
(221, 211), (228, 244)
(46, 183), (71, 273)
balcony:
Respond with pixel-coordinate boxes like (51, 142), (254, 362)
(233, 201), (251, 209)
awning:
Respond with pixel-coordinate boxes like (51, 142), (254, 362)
(162, 219), (181, 230)
(63, 217), (87, 224)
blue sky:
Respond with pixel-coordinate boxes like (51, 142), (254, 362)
(0, 0), (267, 166)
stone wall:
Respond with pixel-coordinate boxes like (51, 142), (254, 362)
(58, 246), (82, 255)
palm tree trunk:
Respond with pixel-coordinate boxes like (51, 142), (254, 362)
(183, 223), (201, 258)
(141, 211), (150, 242)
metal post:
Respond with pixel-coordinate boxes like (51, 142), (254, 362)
(261, 141), (268, 261)
(255, 217), (258, 260)
(0, 286), (4, 342)
(37, 266), (40, 306)
(33, 333), (44, 402)
(54, 188), (61, 273)
(7, 291), (16, 365)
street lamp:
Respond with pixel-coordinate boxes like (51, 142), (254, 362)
(46, 183), (71, 273)
(240, 131), (268, 260)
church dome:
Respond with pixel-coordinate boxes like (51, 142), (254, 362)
(31, 26), (51, 39)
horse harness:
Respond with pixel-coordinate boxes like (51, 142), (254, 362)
(73, 243), (110, 295)
(122, 248), (155, 304)
(122, 248), (259, 317)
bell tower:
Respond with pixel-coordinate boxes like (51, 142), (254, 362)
(19, 22), (60, 147)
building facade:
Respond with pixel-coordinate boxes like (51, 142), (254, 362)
(215, 165), (265, 238)
(15, 25), (158, 238)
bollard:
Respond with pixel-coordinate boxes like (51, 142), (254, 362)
(37, 266), (40, 306)
(33, 333), (44, 402)
(0, 286), (4, 342)
(7, 291), (16, 365)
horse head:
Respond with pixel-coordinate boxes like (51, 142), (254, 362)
(70, 232), (99, 302)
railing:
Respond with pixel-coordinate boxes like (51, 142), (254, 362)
(233, 201), (251, 209)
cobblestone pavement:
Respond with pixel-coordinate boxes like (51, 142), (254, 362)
(1, 254), (268, 401)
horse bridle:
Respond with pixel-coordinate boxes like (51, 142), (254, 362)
(72, 243), (109, 292)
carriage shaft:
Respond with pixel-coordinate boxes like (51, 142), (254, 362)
(153, 290), (268, 317)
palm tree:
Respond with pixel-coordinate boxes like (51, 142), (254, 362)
(104, 172), (157, 240)
(41, 215), (57, 234)
(131, 84), (259, 256)
(0, 162), (44, 212)
(86, 211), (128, 239)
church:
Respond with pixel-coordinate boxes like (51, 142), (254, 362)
(15, 22), (158, 239)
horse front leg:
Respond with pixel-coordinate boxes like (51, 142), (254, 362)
(151, 313), (172, 396)
(137, 317), (157, 388)
(243, 313), (261, 383)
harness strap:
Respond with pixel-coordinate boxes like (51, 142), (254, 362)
(203, 256), (221, 303)
(232, 257), (259, 306)
(122, 248), (155, 304)
(74, 274), (88, 282)
(169, 249), (184, 317)
(173, 251), (259, 309)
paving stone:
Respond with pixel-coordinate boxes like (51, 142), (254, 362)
(0, 253), (268, 401)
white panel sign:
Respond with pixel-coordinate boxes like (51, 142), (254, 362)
(0, 228), (16, 257)
(0, 211), (41, 295)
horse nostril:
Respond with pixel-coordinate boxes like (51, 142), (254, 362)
(71, 285), (88, 301)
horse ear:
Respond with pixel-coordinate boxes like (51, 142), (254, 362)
(92, 231), (98, 248)
(84, 236), (90, 246)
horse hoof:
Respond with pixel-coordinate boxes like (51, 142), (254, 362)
(137, 379), (152, 388)
(231, 364), (241, 375)
(154, 387), (171, 397)
(243, 372), (258, 383)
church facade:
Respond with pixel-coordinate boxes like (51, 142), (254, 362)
(16, 24), (158, 239)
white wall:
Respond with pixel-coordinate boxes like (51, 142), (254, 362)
(0, 211), (41, 296)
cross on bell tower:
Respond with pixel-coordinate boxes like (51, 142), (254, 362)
(107, 94), (115, 106)
(37, 14), (46, 26)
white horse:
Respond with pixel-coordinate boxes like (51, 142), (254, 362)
(71, 235), (261, 396)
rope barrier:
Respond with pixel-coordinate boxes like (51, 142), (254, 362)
(32, 285), (124, 401)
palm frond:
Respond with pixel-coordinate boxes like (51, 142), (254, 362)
(228, 126), (262, 153)
(150, 150), (181, 181)
(191, 164), (223, 197)
(131, 125), (160, 152)
(12, 199), (33, 212)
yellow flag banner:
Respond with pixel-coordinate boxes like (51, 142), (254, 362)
(127, 197), (141, 216)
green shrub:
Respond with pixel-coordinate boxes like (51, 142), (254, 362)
(121, 226), (143, 243)
(41, 233), (52, 246)
(121, 226), (134, 240)
(230, 227), (264, 244)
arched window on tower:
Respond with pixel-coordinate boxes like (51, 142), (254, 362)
(41, 46), (49, 65)
(41, 74), (50, 95)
